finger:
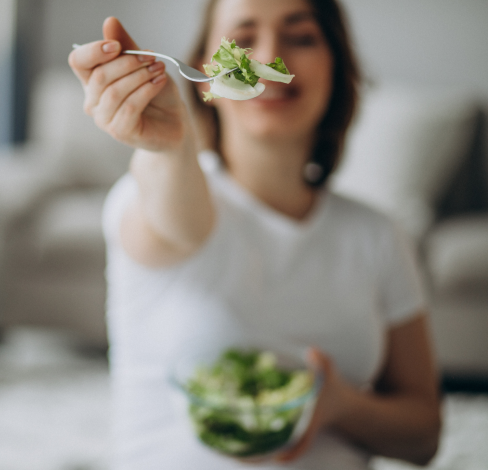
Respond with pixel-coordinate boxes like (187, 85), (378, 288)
(110, 73), (170, 143)
(308, 347), (333, 373)
(93, 61), (167, 130)
(95, 62), (165, 128)
(275, 410), (323, 462)
(68, 40), (122, 84)
(275, 348), (331, 463)
(103, 16), (139, 51)
(84, 54), (158, 115)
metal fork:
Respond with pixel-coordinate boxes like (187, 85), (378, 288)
(72, 45), (237, 82)
(124, 50), (238, 82)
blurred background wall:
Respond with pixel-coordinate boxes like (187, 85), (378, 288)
(0, 0), (16, 144)
(40, 0), (488, 93)
(0, 0), (43, 145)
(341, 0), (488, 96)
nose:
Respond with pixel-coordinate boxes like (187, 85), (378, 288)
(250, 33), (281, 65)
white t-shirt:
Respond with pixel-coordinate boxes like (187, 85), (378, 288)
(102, 151), (426, 470)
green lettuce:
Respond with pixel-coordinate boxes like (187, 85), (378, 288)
(265, 57), (290, 75)
(203, 37), (294, 101)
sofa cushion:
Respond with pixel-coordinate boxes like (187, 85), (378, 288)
(425, 215), (488, 290)
(29, 68), (132, 188)
(0, 144), (60, 223)
(331, 85), (479, 240)
(33, 190), (107, 271)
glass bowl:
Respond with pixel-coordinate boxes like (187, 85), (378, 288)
(169, 339), (322, 460)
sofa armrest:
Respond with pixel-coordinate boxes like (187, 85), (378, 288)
(28, 68), (132, 189)
(331, 85), (479, 241)
(424, 214), (488, 291)
(0, 144), (65, 225)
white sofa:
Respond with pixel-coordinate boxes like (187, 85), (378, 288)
(1, 69), (487, 379)
(0, 68), (132, 348)
(332, 84), (488, 379)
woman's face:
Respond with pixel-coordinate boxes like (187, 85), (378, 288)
(204, 0), (334, 142)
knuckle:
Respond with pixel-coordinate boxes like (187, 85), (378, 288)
(142, 65), (155, 78)
(91, 66), (107, 87)
(139, 81), (160, 101)
(106, 85), (121, 103)
(122, 101), (138, 117)
(108, 124), (126, 143)
(67, 51), (77, 69)
(83, 102), (92, 116)
(82, 97), (93, 116)
(93, 113), (108, 131)
(92, 112), (102, 127)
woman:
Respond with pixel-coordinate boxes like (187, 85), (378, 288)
(68, 1), (441, 469)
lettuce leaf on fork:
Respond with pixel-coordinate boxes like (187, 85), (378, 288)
(202, 38), (295, 102)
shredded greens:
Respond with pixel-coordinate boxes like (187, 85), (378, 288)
(202, 38), (295, 101)
(186, 348), (313, 457)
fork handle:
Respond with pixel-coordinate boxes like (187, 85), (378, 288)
(122, 50), (180, 68)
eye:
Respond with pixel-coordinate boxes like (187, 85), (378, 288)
(282, 34), (320, 47)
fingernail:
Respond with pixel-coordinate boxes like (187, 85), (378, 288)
(102, 41), (119, 53)
(148, 61), (165, 73)
(151, 73), (166, 84)
(138, 54), (155, 62)
(275, 453), (290, 463)
(308, 347), (321, 361)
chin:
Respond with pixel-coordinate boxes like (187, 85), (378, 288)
(241, 121), (307, 142)
(240, 107), (320, 141)
(217, 83), (328, 141)
(245, 85), (326, 133)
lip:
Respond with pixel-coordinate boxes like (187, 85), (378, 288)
(249, 82), (300, 107)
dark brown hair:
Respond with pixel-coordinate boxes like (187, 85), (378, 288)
(187, 0), (361, 188)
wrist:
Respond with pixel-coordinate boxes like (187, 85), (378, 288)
(133, 132), (197, 165)
(133, 109), (197, 158)
(327, 379), (360, 430)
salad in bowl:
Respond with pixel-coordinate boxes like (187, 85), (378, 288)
(170, 343), (321, 459)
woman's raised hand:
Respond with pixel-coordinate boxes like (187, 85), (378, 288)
(68, 17), (214, 269)
(68, 17), (190, 153)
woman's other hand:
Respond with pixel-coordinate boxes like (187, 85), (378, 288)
(276, 315), (441, 466)
(68, 17), (189, 153)
(275, 348), (352, 463)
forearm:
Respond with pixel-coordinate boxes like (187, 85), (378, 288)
(122, 138), (215, 266)
(334, 386), (441, 465)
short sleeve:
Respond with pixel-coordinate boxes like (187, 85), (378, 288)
(100, 169), (237, 295)
(378, 219), (428, 325)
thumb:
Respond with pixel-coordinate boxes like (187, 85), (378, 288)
(308, 347), (333, 377)
(102, 17), (139, 51)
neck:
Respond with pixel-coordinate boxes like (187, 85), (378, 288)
(220, 129), (318, 220)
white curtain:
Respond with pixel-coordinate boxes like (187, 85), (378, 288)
(0, 0), (16, 146)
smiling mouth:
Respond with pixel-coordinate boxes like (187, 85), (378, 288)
(255, 84), (299, 101)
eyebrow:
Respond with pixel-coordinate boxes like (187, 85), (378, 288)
(234, 11), (316, 29)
